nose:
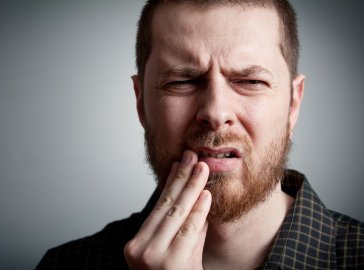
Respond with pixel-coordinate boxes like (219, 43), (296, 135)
(195, 79), (236, 130)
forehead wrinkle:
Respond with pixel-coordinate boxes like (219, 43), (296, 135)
(154, 34), (211, 72)
(151, 3), (288, 84)
(224, 65), (274, 79)
(160, 66), (205, 80)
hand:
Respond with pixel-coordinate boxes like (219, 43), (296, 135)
(124, 150), (211, 270)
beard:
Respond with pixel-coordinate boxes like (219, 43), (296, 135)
(144, 124), (291, 223)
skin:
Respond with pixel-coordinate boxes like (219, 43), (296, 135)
(125, 3), (305, 270)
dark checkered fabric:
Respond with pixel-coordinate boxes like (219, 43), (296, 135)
(36, 170), (364, 269)
(262, 170), (364, 269)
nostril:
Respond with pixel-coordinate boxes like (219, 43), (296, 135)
(195, 99), (236, 130)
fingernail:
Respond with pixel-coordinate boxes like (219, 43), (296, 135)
(181, 151), (191, 165)
(202, 190), (210, 200)
(193, 163), (202, 175)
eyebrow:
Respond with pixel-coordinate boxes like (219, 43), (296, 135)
(158, 64), (274, 82)
(160, 67), (205, 79)
(227, 65), (274, 79)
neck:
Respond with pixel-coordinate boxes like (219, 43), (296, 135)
(202, 184), (294, 270)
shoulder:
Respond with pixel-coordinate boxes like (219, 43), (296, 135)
(331, 211), (364, 230)
(330, 210), (364, 243)
(329, 210), (364, 267)
(35, 189), (160, 269)
(35, 212), (145, 270)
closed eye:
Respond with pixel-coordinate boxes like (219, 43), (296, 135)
(163, 78), (203, 92)
(167, 80), (194, 87)
(234, 79), (265, 85)
(246, 80), (263, 84)
(231, 79), (269, 91)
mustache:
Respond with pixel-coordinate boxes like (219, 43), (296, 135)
(183, 129), (253, 155)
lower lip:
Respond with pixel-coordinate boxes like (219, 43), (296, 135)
(198, 156), (240, 173)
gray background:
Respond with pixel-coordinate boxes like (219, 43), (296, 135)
(1, 0), (363, 269)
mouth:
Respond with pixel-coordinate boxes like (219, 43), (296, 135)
(197, 147), (241, 159)
(194, 147), (241, 173)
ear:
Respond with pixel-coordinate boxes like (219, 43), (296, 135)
(132, 75), (146, 128)
(289, 74), (305, 139)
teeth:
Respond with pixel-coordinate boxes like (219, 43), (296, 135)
(201, 151), (233, 158)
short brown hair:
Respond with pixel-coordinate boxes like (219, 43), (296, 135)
(136, 0), (299, 81)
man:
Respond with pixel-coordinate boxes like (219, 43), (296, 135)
(36, 0), (364, 269)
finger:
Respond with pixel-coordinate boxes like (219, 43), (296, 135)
(148, 162), (210, 251)
(130, 150), (198, 247)
(156, 150), (198, 212)
(124, 152), (198, 266)
(138, 150), (197, 233)
(168, 189), (211, 261)
(194, 220), (209, 264)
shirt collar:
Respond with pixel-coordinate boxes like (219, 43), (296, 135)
(264, 170), (337, 269)
(142, 170), (338, 269)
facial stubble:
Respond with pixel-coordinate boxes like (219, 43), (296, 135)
(144, 126), (291, 223)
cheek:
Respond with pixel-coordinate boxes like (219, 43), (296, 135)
(145, 95), (197, 147)
(241, 95), (290, 146)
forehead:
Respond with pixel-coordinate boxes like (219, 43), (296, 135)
(153, 3), (280, 37)
(148, 3), (288, 78)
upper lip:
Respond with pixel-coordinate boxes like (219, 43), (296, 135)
(193, 147), (242, 158)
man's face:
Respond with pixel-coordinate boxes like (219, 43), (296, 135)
(134, 4), (304, 222)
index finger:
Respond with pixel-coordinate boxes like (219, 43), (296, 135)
(133, 150), (198, 240)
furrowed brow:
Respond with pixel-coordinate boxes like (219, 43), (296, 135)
(228, 65), (273, 79)
(160, 67), (204, 79)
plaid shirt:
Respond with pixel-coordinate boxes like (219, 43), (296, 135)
(263, 170), (364, 269)
(36, 170), (364, 269)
